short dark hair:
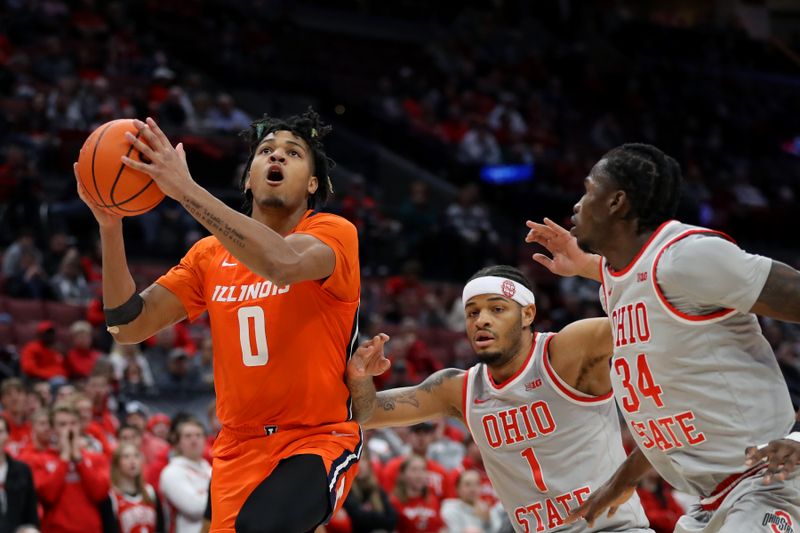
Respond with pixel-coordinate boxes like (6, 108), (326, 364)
(601, 143), (682, 231)
(239, 107), (334, 212)
(466, 265), (535, 332)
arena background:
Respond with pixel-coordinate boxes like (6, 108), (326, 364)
(1, 1), (800, 532)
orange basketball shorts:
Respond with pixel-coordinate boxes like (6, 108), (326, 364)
(209, 421), (362, 532)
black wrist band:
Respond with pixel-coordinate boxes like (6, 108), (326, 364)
(104, 293), (144, 327)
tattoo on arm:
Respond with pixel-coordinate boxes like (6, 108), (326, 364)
(377, 391), (420, 411)
(418, 368), (462, 393)
(182, 196), (247, 249)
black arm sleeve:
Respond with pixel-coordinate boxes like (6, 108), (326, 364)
(99, 496), (121, 533)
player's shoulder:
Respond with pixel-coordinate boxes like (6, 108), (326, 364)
(190, 235), (224, 253)
(297, 210), (357, 234)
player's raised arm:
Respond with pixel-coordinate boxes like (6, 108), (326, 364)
(121, 118), (338, 286)
(73, 165), (187, 345)
(347, 335), (464, 428)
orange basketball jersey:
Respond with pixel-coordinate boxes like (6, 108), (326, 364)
(157, 210), (360, 432)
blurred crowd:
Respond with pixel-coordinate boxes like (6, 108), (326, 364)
(2, 1), (800, 532)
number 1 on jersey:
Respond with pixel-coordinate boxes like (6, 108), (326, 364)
(520, 447), (548, 492)
(237, 306), (269, 366)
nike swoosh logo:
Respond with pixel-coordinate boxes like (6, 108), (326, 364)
(474, 397), (491, 405)
(221, 260), (237, 267)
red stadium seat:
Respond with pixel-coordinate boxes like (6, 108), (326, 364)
(45, 301), (86, 327)
(5, 298), (47, 323)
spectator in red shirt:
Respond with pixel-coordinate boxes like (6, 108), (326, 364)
(391, 454), (444, 533)
(0, 416), (40, 532)
(1, 378), (31, 457)
(18, 407), (52, 458)
(124, 401), (169, 472)
(64, 320), (101, 380)
(85, 364), (119, 449)
(20, 322), (67, 385)
(445, 439), (498, 505)
(381, 423), (449, 501)
(33, 402), (110, 533)
(636, 470), (685, 533)
(72, 393), (110, 456)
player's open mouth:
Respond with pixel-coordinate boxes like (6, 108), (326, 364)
(474, 331), (495, 348)
(266, 164), (284, 184)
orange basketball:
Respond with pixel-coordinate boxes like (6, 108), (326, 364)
(77, 119), (164, 216)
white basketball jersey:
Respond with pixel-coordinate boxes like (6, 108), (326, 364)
(465, 332), (650, 532)
(599, 220), (795, 499)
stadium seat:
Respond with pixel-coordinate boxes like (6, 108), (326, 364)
(0, 321), (13, 347)
(45, 301), (87, 327)
(5, 298), (47, 323)
(13, 322), (40, 347)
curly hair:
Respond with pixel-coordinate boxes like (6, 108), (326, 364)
(602, 143), (682, 231)
(239, 107), (335, 211)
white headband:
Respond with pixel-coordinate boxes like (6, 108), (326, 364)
(462, 276), (535, 308)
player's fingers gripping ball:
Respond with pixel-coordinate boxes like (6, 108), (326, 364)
(77, 118), (165, 216)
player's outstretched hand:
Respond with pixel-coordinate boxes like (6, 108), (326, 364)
(347, 333), (391, 380)
(524, 218), (599, 280)
(745, 438), (800, 484)
(565, 480), (635, 527)
(73, 163), (123, 227)
(121, 117), (193, 199)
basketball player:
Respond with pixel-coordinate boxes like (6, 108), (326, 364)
(347, 265), (653, 533)
(524, 143), (800, 532)
(73, 110), (362, 532)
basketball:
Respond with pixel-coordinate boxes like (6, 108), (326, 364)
(76, 118), (165, 216)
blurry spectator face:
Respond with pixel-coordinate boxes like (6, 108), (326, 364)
(408, 426), (436, 456)
(1, 384), (25, 415)
(71, 328), (92, 350)
(465, 440), (483, 466)
(30, 411), (52, 446)
(33, 381), (52, 406)
(245, 131), (316, 212)
(25, 391), (43, 416)
(118, 427), (143, 449)
(464, 294), (534, 366)
(150, 420), (170, 441)
(86, 375), (110, 406)
(176, 422), (206, 461)
(402, 456), (428, 493)
(53, 411), (80, 440)
(73, 397), (93, 428)
(118, 443), (144, 478)
(456, 470), (481, 505)
(124, 362), (143, 384)
(126, 412), (147, 431)
(54, 384), (76, 404)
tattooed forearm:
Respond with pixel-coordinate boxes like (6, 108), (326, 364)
(419, 368), (462, 393)
(181, 195), (247, 248)
(378, 391), (420, 411)
(347, 376), (377, 424)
